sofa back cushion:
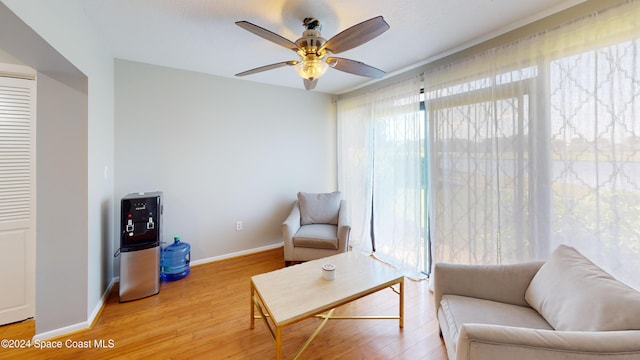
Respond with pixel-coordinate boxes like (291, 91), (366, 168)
(525, 245), (640, 331)
(298, 192), (341, 225)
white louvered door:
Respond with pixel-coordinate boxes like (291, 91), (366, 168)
(0, 73), (35, 325)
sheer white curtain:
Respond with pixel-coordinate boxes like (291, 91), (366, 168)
(427, 0), (640, 290)
(337, 76), (425, 279)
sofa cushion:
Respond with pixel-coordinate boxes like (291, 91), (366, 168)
(293, 224), (338, 250)
(298, 192), (340, 225)
(438, 294), (552, 356)
(525, 245), (640, 331)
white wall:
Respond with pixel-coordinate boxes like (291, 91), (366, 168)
(115, 60), (336, 268)
(1, 0), (115, 336)
(36, 72), (89, 330)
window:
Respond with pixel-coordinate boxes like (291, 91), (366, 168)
(337, 76), (425, 278)
(426, 1), (640, 289)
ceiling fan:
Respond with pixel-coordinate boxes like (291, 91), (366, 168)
(234, 16), (390, 90)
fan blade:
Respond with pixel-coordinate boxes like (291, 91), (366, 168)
(327, 57), (385, 78)
(323, 16), (390, 54)
(236, 21), (299, 51)
(303, 78), (318, 90)
(235, 61), (298, 77)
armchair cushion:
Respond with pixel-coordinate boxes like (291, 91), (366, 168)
(293, 224), (339, 250)
(298, 191), (341, 225)
(525, 245), (640, 331)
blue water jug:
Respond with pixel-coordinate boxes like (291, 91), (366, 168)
(160, 236), (190, 281)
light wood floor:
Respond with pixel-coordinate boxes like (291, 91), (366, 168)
(0, 247), (448, 359)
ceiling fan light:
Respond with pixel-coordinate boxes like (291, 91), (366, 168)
(294, 59), (328, 80)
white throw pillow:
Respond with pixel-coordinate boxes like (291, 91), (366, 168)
(297, 192), (341, 225)
(525, 245), (640, 331)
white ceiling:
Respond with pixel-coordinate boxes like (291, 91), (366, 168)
(80, 0), (586, 94)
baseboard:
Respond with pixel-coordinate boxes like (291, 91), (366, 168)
(190, 242), (283, 267)
(32, 243), (282, 341)
(88, 277), (116, 327)
(32, 321), (88, 342)
(32, 277), (116, 342)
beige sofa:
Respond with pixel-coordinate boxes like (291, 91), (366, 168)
(433, 245), (640, 360)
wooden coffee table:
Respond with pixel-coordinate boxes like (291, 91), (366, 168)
(250, 251), (404, 359)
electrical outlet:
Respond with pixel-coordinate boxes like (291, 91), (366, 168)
(236, 221), (243, 231)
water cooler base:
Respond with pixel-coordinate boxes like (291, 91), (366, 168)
(119, 245), (160, 302)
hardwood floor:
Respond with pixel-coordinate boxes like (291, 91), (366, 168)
(0, 247), (448, 359)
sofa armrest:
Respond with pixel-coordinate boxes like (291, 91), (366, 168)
(433, 261), (544, 314)
(337, 200), (350, 252)
(282, 201), (301, 260)
(457, 324), (640, 360)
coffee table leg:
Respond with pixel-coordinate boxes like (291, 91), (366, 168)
(250, 283), (255, 329)
(276, 327), (282, 360)
(399, 277), (404, 328)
